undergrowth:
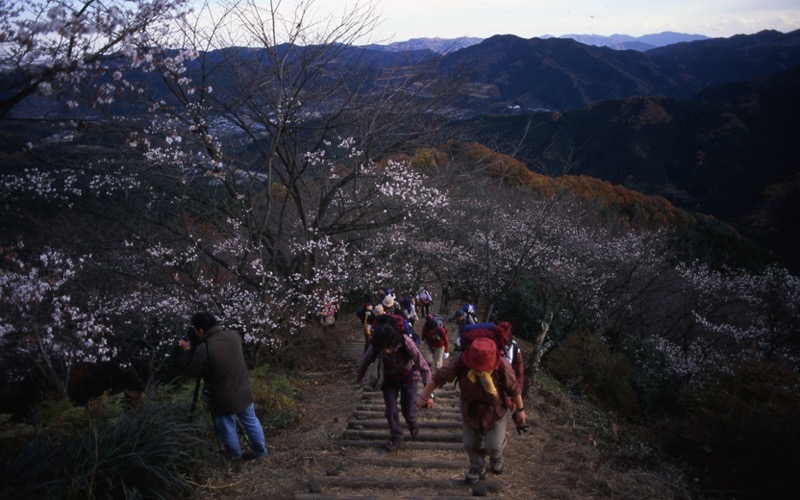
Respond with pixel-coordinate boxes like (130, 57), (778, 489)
(0, 402), (211, 499)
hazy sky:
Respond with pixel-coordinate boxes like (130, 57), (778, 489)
(347, 0), (800, 41)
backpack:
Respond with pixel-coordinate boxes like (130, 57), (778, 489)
(460, 323), (518, 362)
(381, 313), (420, 345)
(365, 355), (384, 390)
(453, 345), (512, 409)
(355, 307), (367, 321)
(462, 322), (496, 333)
(459, 304), (479, 323)
(461, 322), (524, 391)
(459, 324), (496, 350)
(430, 325), (446, 343)
(503, 340), (521, 366)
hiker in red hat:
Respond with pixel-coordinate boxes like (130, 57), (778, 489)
(416, 337), (526, 485)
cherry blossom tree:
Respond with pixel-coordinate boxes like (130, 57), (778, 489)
(102, 0), (456, 336)
(3, 0), (797, 409)
(0, 0), (455, 396)
(649, 262), (800, 383)
(0, 0), (192, 120)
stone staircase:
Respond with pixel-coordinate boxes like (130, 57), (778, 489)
(292, 339), (503, 499)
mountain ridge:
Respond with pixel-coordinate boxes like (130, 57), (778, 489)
(362, 31), (712, 53)
(439, 28), (800, 113)
(6, 29), (799, 267)
(447, 65), (800, 270)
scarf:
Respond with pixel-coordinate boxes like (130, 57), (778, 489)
(467, 369), (498, 396)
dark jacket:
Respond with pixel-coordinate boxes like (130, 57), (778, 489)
(186, 325), (254, 416)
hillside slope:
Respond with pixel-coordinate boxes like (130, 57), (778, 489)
(194, 316), (693, 499)
(445, 66), (800, 270)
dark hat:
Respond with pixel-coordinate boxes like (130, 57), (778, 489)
(463, 337), (500, 372)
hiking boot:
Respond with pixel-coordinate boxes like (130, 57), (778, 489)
(490, 456), (504, 475)
(227, 458), (244, 473)
(383, 438), (402, 451)
(242, 448), (269, 461)
(464, 467), (485, 484)
(410, 427), (419, 439)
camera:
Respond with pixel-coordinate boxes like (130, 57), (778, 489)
(181, 326), (199, 347)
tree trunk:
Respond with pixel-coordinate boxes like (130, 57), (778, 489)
(523, 311), (553, 397)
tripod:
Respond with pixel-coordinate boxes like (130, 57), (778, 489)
(190, 378), (251, 458)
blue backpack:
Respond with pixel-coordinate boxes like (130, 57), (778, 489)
(459, 304), (479, 324)
(462, 322), (496, 332)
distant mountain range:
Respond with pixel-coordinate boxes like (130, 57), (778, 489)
(361, 37), (483, 54)
(362, 29), (800, 269)
(553, 31), (710, 50)
(362, 31), (710, 54)
(438, 29), (800, 114)
(6, 28), (800, 268)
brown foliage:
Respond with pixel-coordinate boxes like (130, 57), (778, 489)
(542, 331), (640, 416)
(415, 141), (695, 230)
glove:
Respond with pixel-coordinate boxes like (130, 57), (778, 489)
(443, 352), (449, 359)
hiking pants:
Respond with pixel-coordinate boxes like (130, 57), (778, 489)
(430, 346), (445, 372)
(461, 411), (509, 472)
(382, 380), (419, 441)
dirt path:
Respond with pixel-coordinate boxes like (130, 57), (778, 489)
(196, 319), (690, 499)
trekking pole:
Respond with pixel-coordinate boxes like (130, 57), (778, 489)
(193, 382), (252, 452)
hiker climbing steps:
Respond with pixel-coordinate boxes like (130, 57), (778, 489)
(292, 339), (504, 498)
(344, 387), (463, 447)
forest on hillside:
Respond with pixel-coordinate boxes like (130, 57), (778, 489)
(1, 1), (799, 498)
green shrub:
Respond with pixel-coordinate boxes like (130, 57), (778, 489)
(0, 403), (210, 499)
(249, 367), (300, 430)
(492, 276), (545, 342)
(30, 396), (91, 434)
(0, 395), (91, 460)
(0, 414), (37, 459)
(542, 331), (640, 416)
(663, 359), (800, 496)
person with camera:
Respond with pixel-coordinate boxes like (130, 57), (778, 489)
(179, 311), (268, 462)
